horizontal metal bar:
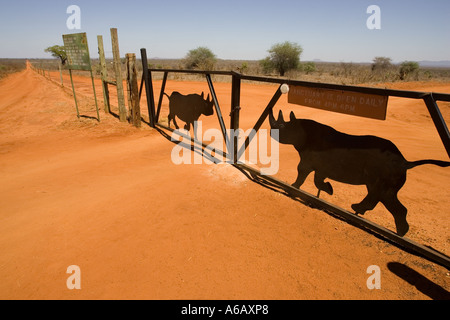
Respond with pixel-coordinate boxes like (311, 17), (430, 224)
(235, 163), (450, 269)
(146, 69), (450, 101)
(148, 68), (233, 76)
(432, 93), (450, 102)
(239, 74), (450, 100)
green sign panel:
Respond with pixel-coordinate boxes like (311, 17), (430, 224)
(61, 32), (99, 122)
(62, 32), (92, 71)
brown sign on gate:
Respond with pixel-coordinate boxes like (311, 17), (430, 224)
(288, 85), (389, 120)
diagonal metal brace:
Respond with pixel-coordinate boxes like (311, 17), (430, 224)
(236, 85), (283, 162)
(423, 93), (450, 159)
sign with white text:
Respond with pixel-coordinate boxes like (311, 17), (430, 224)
(62, 32), (92, 71)
(288, 85), (389, 120)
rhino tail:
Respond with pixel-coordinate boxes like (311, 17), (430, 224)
(406, 159), (450, 170)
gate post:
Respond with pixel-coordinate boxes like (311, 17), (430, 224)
(140, 48), (156, 128)
(126, 53), (141, 128)
(230, 72), (241, 163)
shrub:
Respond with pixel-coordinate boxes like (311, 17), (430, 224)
(372, 57), (392, 72)
(238, 62), (248, 74)
(183, 47), (217, 70)
(399, 61), (419, 80)
(259, 57), (273, 75)
(303, 62), (316, 74)
(262, 41), (303, 76)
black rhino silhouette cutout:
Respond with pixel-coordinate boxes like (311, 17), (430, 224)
(269, 109), (450, 236)
(164, 91), (214, 139)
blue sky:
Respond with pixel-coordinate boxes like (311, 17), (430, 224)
(0, 0), (449, 62)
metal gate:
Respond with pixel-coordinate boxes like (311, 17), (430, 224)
(139, 48), (450, 269)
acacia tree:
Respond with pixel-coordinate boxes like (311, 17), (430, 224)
(399, 61), (419, 80)
(372, 56), (392, 72)
(261, 41), (303, 76)
(45, 45), (67, 65)
(183, 47), (217, 70)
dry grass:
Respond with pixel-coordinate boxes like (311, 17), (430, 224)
(0, 59), (26, 79)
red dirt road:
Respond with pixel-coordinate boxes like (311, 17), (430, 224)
(0, 65), (449, 299)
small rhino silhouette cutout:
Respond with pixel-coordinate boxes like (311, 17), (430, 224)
(165, 91), (214, 139)
(269, 109), (450, 236)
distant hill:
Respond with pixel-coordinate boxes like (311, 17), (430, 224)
(418, 61), (450, 68)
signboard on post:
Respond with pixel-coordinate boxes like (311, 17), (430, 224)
(62, 32), (99, 121)
(63, 33), (92, 71)
(288, 85), (389, 120)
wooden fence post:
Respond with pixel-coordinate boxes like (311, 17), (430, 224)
(97, 35), (110, 113)
(126, 53), (141, 128)
(111, 28), (127, 122)
(58, 61), (64, 87)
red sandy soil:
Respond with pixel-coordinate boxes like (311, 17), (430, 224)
(0, 63), (449, 300)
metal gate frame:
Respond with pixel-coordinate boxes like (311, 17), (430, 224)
(140, 49), (450, 269)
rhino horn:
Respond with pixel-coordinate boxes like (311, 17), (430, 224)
(290, 111), (296, 121)
(278, 110), (285, 123)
